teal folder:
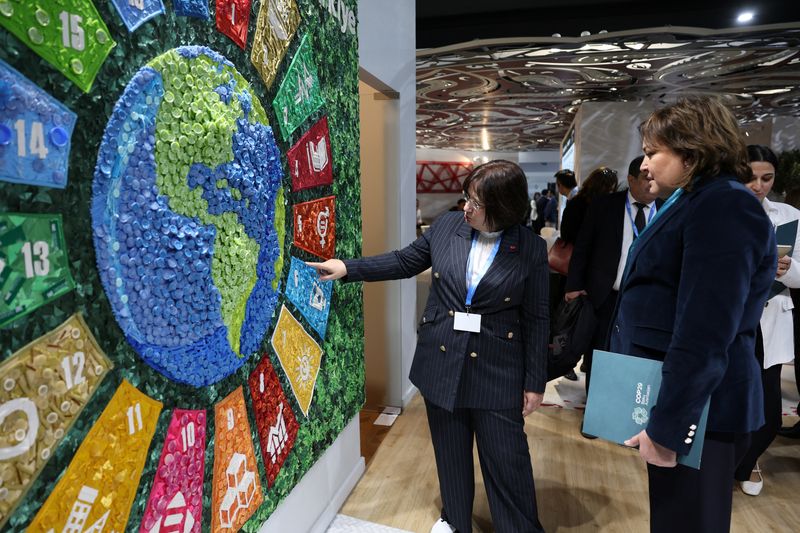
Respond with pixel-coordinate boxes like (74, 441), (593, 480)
(583, 350), (710, 469)
(769, 219), (798, 299)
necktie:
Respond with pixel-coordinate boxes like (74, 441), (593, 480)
(634, 202), (647, 234)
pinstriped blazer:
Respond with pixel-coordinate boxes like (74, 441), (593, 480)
(344, 211), (549, 411)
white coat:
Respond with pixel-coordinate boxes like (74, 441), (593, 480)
(761, 197), (800, 368)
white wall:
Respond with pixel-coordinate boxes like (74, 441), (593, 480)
(359, 0), (418, 408)
(773, 116), (800, 153)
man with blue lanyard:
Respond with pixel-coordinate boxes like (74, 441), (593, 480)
(565, 156), (660, 399)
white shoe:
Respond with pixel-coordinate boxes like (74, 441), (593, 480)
(430, 518), (457, 533)
(740, 465), (763, 496)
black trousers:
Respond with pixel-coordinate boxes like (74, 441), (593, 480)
(734, 329), (783, 480)
(425, 399), (544, 533)
(584, 289), (618, 392)
(648, 432), (750, 533)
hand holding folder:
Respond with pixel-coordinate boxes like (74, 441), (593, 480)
(624, 429), (677, 467)
(582, 350), (710, 469)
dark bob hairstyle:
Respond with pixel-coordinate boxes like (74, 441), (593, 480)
(462, 160), (529, 231)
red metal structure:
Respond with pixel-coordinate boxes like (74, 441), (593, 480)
(416, 161), (473, 193)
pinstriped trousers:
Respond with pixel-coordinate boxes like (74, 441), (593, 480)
(425, 399), (545, 533)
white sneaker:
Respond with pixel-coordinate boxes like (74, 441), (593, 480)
(430, 518), (457, 533)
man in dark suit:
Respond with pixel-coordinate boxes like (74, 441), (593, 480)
(564, 156), (659, 390)
(533, 188), (549, 234)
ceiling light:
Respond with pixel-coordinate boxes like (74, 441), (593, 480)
(737, 11), (754, 24)
(481, 128), (490, 151)
(753, 88), (791, 95)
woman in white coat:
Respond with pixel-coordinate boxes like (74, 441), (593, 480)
(735, 144), (800, 495)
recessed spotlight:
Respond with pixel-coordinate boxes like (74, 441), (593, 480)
(737, 11), (754, 24)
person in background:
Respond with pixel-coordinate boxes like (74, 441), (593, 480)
(450, 198), (467, 211)
(782, 188), (800, 439)
(529, 192), (541, 228)
(533, 189), (550, 234)
(308, 160), (549, 533)
(543, 189), (558, 228)
(565, 157), (658, 394)
(558, 167), (619, 245)
(611, 96), (775, 532)
(733, 144), (800, 495)
(553, 167), (618, 381)
(555, 169), (578, 200)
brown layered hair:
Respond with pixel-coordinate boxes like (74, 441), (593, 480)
(575, 167), (618, 202)
(639, 96), (750, 191)
(462, 160), (529, 231)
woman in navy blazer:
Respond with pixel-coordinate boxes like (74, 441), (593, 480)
(309, 161), (549, 533)
(610, 97), (776, 532)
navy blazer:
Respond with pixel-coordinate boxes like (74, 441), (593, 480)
(344, 211), (549, 411)
(610, 176), (776, 455)
(565, 191), (628, 309)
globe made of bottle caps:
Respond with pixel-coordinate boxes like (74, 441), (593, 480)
(91, 47), (285, 386)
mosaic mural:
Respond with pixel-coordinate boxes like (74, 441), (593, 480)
(0, 0), (364, 530)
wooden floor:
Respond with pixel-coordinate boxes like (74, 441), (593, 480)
(342, 395), (800, 533)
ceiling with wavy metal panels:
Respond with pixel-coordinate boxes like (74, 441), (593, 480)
(416, 25), (800, 151)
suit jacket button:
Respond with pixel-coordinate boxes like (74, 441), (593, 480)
(434, 272), (440, 279)
(470, 352), (478, 358)
(688, 430), (695, 437)
(504, 297), (511, 302)
(690, 424), (697, 430)
(684, 438), (692, 444)
(615, 324), (620, 332)
(507, 332), (514, 339)
(422, 317), (426, 323)
(440, 345), (446, 352)
(448, 310), (454, 316)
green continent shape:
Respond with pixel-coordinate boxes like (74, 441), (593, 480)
(273, 187), (286, 291)
(150, 49), (276, 356)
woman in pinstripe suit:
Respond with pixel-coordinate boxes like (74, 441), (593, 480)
(309, 160), (549, 533)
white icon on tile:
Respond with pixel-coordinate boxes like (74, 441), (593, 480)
(306, 137), (328, 172)
(0, 397), (39, 460)
(148, 492), (196, 533)
(60, 485), (111, 533)
(316, 207), (330, 247)
(294, 64), (315, 105)
(267, 402), (289, 464)
(309, 282), (326, 311)
(268, 0), (291, 41)
(219, 453), (257, 528)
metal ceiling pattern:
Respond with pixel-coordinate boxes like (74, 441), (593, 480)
(416, 25), (800, 151)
